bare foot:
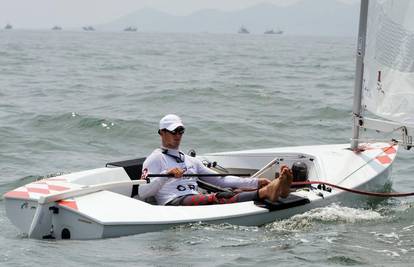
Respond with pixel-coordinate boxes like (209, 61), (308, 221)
(258, 166), (293, 202)
(279, 167), (293, 198)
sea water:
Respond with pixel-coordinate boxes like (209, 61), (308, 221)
(1, 30), (414, 266)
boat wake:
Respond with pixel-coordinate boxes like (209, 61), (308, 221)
(173, 222), (259, 233)
(265, 204), (383, 232)
(169, 204), (385, 235)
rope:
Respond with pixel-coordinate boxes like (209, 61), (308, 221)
(293, 180), (414, 197)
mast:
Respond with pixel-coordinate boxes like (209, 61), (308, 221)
(351, 0), (369, 150)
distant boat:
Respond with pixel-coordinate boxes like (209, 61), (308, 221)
(238, 26), (249, 34)
(264, 29), (283, 34)
(52, 26), (62, 31)
(124, 26), (137, 32)
(82, 26), (95, 31)
(4, 24), (12, 30)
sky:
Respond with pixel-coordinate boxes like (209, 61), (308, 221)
(0, 0), (359, 28)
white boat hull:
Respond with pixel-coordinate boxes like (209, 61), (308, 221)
(4, 142), (397, 239)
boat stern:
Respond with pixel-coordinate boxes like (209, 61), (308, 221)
(4, 196), (38, 234)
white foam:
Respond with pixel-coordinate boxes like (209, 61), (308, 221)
(375, 249), (400, 258)
(292, 203), (382, 223)
(101, 121), (114, 129)
(402, 224), (414, 231)
(373, 232), (399, 239)
(266, 203), (382, 231)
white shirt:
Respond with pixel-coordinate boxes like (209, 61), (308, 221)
(138, 148), (259, 205)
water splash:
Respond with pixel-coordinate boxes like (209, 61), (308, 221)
(266, 204), (383, 232)
(173, 222), (259, 233)
(101, 121), (115, 130)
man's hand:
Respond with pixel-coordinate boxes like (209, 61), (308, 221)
(167, 167), (184, 178)
(258, 178), (271, 188)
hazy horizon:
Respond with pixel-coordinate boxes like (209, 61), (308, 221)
(1, 0), (359, 29)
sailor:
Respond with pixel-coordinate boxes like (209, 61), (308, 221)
(138, 114), (293, 206)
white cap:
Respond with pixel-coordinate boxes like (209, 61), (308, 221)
(159, 114), (184, 131)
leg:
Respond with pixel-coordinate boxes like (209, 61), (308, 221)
(258, 178), (282, 202)
(169, 191), (260, 206)
(179, 194), (217, 205)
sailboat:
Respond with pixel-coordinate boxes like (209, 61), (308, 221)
(3, 0), (414, 240)
(82, 26), (95, 31)
(238, 26), (250, 34)
(124, 26), (137, 32)
(264, 29), (283, 34)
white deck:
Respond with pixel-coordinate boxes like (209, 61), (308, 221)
(70, 190), (268, 225)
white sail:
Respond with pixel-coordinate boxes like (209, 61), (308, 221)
(363, 0), (414, 127)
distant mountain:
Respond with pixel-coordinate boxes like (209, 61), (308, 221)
(101, 0), (359, 36)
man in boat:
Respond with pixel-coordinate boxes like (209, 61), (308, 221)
(138, 114), (293, 205)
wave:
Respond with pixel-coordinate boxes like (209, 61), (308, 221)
(326, 256), (365, 266)
(173, 222), (259, 233)
(29, 112), (152, 134)
(265, 204), (383, 232)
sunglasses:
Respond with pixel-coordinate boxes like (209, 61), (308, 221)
(164, 127), (185, 135)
